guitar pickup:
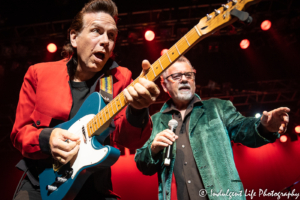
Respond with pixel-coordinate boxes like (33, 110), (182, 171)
(82, 126), (87, 143)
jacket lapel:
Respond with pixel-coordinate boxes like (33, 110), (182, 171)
(189, 104), (205, 134)
(160, 112), (172, 129)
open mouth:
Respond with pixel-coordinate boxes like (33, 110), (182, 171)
(179, 86), (190, 90)
(94, 52), (105, 60)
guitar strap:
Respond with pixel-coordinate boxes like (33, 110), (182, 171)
(99, 69), (113, 104)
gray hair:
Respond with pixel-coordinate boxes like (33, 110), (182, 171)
(160, 56), (194, 83)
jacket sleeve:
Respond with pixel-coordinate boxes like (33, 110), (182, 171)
(134, 136), (163, 176)
(111, 68), (152, 149)
(221, 100), (280, 147)
(10, 65), (51, 159)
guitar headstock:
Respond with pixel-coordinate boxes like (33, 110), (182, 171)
(197, 0), (260, 35)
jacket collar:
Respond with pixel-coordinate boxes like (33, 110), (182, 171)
(66, 57), (119, 78)
(159, 94), (204, 131)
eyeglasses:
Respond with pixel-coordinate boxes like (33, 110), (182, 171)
(165, 72), (195, 81)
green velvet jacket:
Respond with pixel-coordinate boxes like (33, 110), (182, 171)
(135, 95), (279, 200)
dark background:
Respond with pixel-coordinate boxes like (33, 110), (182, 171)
(0, 0), (300, 199)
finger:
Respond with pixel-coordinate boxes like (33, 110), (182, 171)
(154, 141), (170, 148)
(52, 148), (69, 160)
(273, 107), (290, 115)
(260, 111), (269, 125)
(59, 140), (79, 152)
(141, 60), (151, 76)
(161, 130), (177, 142)
(55, 156), (65, 164)
(278, 124), (285, 134)
(139, 78), (160, 98)
(65, 144), (80, 163)
(134, 83), (152, 102)
(127, 86), (139, 100)
(61, 129), (80, 141)
(279, 123), (287, 134)
(53, 144), (79, 163)
(282, 114), (289, 123)
(123, 88), (133, 103)
(127, 86), (145, 108)
(164, 129), (176, 136)
(157, 136), (173, 145)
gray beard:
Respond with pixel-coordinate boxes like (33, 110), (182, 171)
(177, 83), (193, 101)
(177, 90), (193, 101)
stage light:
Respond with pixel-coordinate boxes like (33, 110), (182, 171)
(295, 126), (300, 134)
(240, 39), (250, 49)
(161, 49), (168, 56)
(145, 30), (155, 41)
(261, 20), (271, 31)
(47, 43), (57, 53)
(255, 113), (261, 118)
(280, 135), (288, 143)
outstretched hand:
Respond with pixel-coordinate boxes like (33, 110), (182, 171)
(260, 107), (290, 134)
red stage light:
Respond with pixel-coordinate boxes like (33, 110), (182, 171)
(47, 43), (57, 53)
(240, 39), (250, 49)
(261, 20), (272, 31)
(161, 49), (169, 56)
(280, 135), (288, 143)
(145, 30), (155, 41)
(295, 126), (300, 134)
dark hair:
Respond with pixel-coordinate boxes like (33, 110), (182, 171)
(61, 0), (118, 59)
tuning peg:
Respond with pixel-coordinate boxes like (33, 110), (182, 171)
(206, 14), (212, 20)
(214, 9), (221, 15)
(232, 0), (237, 4)
(222, 4), (229, 10)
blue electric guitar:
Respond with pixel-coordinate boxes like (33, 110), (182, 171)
(39, 0), (259, 199)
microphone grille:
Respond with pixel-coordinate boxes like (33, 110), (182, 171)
(168, 119), (178, 128)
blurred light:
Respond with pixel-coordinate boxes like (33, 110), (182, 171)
(261, 20), (272, 31)
(145, 30), (155, 41)
(161, 49), (169, 56)
(240, 39), (250, 49)
(255, 113), (261, 118)
(47, 43), (57, 53)
(280, 135), (288, 143)
(295, 126), (300, 134)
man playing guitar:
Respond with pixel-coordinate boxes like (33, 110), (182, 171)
(11, 0), (160, 199)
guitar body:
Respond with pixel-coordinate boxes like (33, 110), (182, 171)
(39, 92), (120, 200)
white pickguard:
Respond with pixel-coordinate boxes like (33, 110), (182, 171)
(67, 114), (108, 179)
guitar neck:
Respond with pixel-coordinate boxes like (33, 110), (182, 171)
(86, 24), (207, 137)
(86, 0), (259, 137)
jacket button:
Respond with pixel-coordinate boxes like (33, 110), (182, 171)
(166, 191), (169, 195)
(36, 120), (40, 125)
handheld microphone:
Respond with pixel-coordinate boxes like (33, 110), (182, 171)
(164, 119), (178, 166)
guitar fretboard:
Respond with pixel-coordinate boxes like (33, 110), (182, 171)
(86, 25), (203, 137)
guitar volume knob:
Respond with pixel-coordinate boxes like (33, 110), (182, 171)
(56, 177), (68, 183)
(46, 185), (57, 192)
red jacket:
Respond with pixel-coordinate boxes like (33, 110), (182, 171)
(11, 59), (152, 160)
